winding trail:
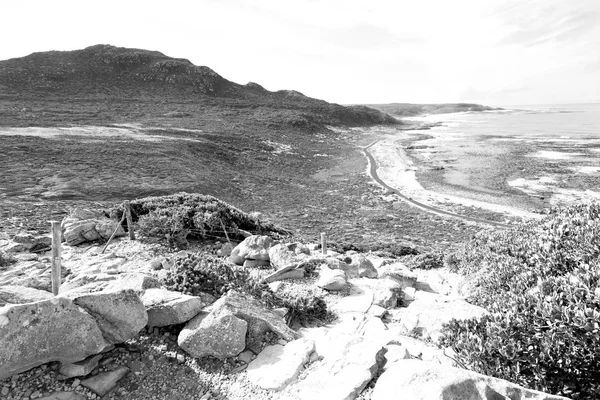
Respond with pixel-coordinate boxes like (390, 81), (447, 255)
(362, 140), (511, 229)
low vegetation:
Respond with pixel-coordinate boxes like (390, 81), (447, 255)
(440, 203), (600, 398)
(0, 250), (16, 270)
(161, 252), (330, 326)
(112, 192), (288, 248)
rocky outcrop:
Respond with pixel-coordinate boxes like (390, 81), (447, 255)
(349, 254), (377, 278)
(377, 262), (418, 288)
(317, 266), (347, 291)
(372, 360), (570, 400)
(247, 338), (315, 390)
(0, 297), (110, 380)
(268, 243), (310, 270)
(80, 366), (130, 397)
(141, 288), (204, 327)
(229, 235), (273, 266)
(6, 233), (51, 253)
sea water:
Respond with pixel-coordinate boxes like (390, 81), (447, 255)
(404, 103), (600, 208)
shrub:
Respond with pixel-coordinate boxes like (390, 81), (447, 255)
(440, 203), (600, 398)
(111, 192), (288, 246)
(161, 252), (332, 326)
(0, 250), (16, 269)
(401, 252), (444, 270)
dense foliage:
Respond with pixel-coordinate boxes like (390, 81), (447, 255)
(0, 250), (16, 269)
(401, 252), (444, 270)
(161, 252), (330, 325)
(440, 203), (600, 398)
(111, 192), (288, 248)
(328, 240), (418, 257)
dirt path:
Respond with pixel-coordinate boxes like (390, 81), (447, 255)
(362, 141), (512, 229)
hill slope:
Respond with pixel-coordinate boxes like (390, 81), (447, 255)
(0, 45), (396, 127)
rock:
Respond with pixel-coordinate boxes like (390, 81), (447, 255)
(178, 312), (248, 358)
(229, 235), (273, 265)
(80, 366), (129, 396)
(377, 262), (417, 289)
(243, 259), (271, 268)
(238, 350), (255, 364)
(349, 254), (378, 278)
(247, 338), (315, 390)
(369, 305), (386, 318)
(390, 292), (488, 342)
(332, 283), (374, 314)
(141, 288), (204, 327)
(383, 343), (411, 366)
(70, 289), (148, 343)
(59, 354), (103, 378)
(62, 213), (125, 246)
(0, 285), (53, 306)
(372, 360), (570, 400)
(217, 242), (234, 257)
(325, 257), (358, 277)
(403, 287), (416, 302)
(291, 337), (387, 400)
(264, 267), (305, 283)
(11, 233), (52, 252)
(37, 392), (86, 400)
(210, 290), (297, 342)
(149, 258), (164, 271)
(0, 297), (109, 380)
(63, 272), (161, 295)
(317, 266), (347, 291)
(268, 243), (308, 270)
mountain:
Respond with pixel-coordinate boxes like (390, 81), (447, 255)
(362, 103), (502, 117)
(0, 45), (396, 127)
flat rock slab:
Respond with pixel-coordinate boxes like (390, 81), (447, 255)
(332, 283), (374, 314)
(141, 288), (204, 327)
(0, 285), (53, 306)
(290, 337), (387, 400)
(70, 289), (148, 344)
(81, 366), (129, 396)
(0, 297), (109, 380)
(372, 360), (570, 400)
(59, 354), (103, 378)
(247, 338), (315, 390)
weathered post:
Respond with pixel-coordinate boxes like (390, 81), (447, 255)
(124, 200), (135, 240)
(51, 221), (62, 295)
(321, 232), (327, 255)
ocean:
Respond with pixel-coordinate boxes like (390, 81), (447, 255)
(403, 103), (600, 210)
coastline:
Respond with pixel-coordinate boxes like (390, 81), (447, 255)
(363, 126), (540, 222)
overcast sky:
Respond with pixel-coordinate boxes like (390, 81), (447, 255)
(1, 0), (599, 105)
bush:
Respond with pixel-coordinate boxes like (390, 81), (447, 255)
(0, 250), (16, 269)
(440, 203), (600, 398)
(160, 253), (331, 326)
(111, 192), (288, 247)
(401, 252), (444, 270)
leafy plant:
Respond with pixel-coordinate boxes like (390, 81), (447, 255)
(401, 252), (444, 270)
(440, 202), (600, 398)
(0, 250), (16, 269)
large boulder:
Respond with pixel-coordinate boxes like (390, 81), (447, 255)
(377, 262), (417, 289)
(178, 312), (248, 359)
(0, 297), (110, 379)
(229, 235), (273, 266)
(69, 289), (148, 344)
(0, 285), (53, 306)
(349, 254), (378, 278)
(247, 338), (315, 390)
(317, 266), (347, 291)
(268, 243), (309, 270)
(372, 360), (570, 400)
(141, 288), (204, 327)
(61, 209), (125, 246)
(10, 233), (52, 252)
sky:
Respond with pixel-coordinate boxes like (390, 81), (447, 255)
(1, 0), (599, 106)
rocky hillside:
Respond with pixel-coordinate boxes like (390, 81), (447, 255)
(0, 45), (396, 127)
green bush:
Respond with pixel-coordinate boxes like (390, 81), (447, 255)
(440, 203), (600, 398)
(0, 250), (16, 269)
(111, 192), (288, 246)
(401, 252), (444, 270)
(161, 252), (331, 326)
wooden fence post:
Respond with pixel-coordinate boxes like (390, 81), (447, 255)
(124, 200), (135, 240)
(51, 221), (62, 295)
(321, 232), (327, 255)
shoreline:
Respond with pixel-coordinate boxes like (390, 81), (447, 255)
(363, 127), (540, 222)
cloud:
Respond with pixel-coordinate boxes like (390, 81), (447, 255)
(495, 0), (600, 46)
